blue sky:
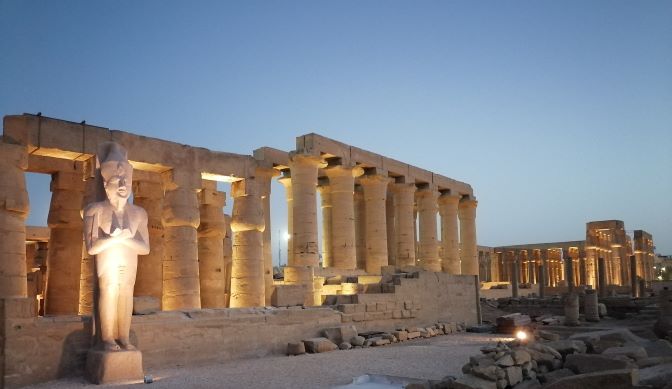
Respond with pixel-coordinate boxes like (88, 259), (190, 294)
(1, 1), (671, 258)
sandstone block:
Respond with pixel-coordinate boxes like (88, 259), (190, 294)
(452, 374), (497, 389)
(471, 365), (499, 381)
(496, 354), (514, 367)
(544, 340), (586, 357)
(351, 336), (366, 346)
(322, 325), (358, 345)
(132, 296), (159, 315)
(504, 366), (522, 386)
(539, 368), (574, 384)
(543, 369), (638, 389)
(407, 331), (421, 339)
(602, 345), (647, 361)
(512, 349), (531, 365)
(302, 337), (338, 353)
(85, 349), (143, 384)
(393, 330), (408, 341)
(564, 353), (633, 374)
(639, 362), (672, 387)
(644, 339), (672, 358)
(337, 304), (356, 314)
(287, 342), (306, 355)
(339, 342), (352, 350)
(271, 285), (305, 307)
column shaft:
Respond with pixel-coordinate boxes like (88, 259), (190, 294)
(416, 187), (440, 272)
(386, 188), (396, 267)
(354, 186), (366, 270)
(256, 168), (278, 306)
(325, 166), (360, 270)
(317, 184), (333, 268)
(458, 197), (478, 275)
(392, 183), (416, 267)
(278, 176), (293, 265)
(198, 181), (227, 308)
(360, 175), (389, 274)
(438, 193), (460, 274)
(289, 154), (324, 267)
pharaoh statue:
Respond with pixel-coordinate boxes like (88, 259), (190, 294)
(84, 142), (149, 352)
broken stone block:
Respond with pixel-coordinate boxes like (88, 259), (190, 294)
(543, 369), (638, 389)
(513, 378), (541, 389)
(639, 362), (672, 388)
(350, 336), (365, 347)
(132, 296), (159, 315)
(452, 374), (497, 389)
(539, 368), (574, 384)
(564, 353), (633, 374)
(544, 340), (587, 357)
(504, 366), (522, 386)
(512, 349), (531, 365)
(537, 330), (560, 341)
(495, 354), (514, 367)
(407, 331), (421, 339)
(338, 342), (352, 350)
(287, 342), (306, 355)
(644, 339), (672, 358)
(601, 345), (647, 361)
(471, 365), (499, 381)
(302, 337), (338, 353)
(393, 330), (408, 341)
(322, 325), (358, 345)
(373, 338), (390, 346)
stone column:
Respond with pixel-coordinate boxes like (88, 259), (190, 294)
(289, 154), (324, 267)
(438, 193), (460, 274)
(391, 183), (416, 267)
(78, 174), (98, 316)
(162, 171), (201, 310)
(132, 176), (164, 304)
(579, 250), (587, 286)
(630, 254), (638, 298)
(223, 214), (233, 306)
(45, 171), (85, 315)
(256, 167), (279, 306)
(511, 251), (520, 298)
(597, 257), (607, 298)
(278, 175), (293, 265)
(230, 178), (265, 308)
(459, 197), (478, 276)
(564, 292), (580, 326)
(538, 253), (546, 298)
(197, 181), (227, 308)
(360, 174), (389, 274)
(0, 143), (29, 298)
(325, 165), (361, 270)
(584, 289), (600, 322)
(354, 186), (366, 270)
(386, 187), (396, 267)
(416, 186), (440, 272)
(541, 249), (549, 287)
(565, 255), (574, 293)
(317, 183), (333, 268)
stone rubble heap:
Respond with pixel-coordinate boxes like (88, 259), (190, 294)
(287, 322), (466, 356)
(448, 327), (672, 389)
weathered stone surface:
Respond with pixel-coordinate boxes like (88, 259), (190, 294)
(564, 353), (633, 374)
(452, 374), (497, 389)
(302, 337), (338, 353)
(539, 368), (574, 384)
(85, 349), (143, 384)
(644, 339), (672, 358)
(569, 328), (646, 344)
(505, 366), (522, 386)
(602, 345), (647, 361)
(528, 343), (562, 360)
(537, 330), (560, 341)
(513, 379), (541, 389)
(545, 340), (587, 356)
(351, 336), (366, 346)
(322, 325), (358, 345)
(639, 363), (672, 388)
(471, 365), (499, 381)
(407, 331), (421, 339)
(513, 349), (531, 365)
(132, 296), (160, 315)
(287, 342), (306, 355)
(496, 354), (515, 367)
(543, 369), (638, 389)
(393, 330), (408, 341)
(339, 342), (352, 350)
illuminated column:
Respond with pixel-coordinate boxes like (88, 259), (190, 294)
(539, 250), (546, 298)
(579, 249), (587, 286)
(230, 178), (265, 307)
(438, 193), (460, 274)
(289, 154), (324, 267)
(416, 186), (440, 272)
(325, 165), (362, 270)
(132, 176), (164, 304)
(459, 197), (478, 276)
(511, 251), (520, 298)
(223, 214), (233, 306)
(391, 183), (416, 267)
(354, 186), (366, 270)
(78, 175), (97, 315)
(386, 187), (396, 266)
(317, 183), (333, 268)
(359, 174), (389, 274)
(278, 175), (293, 265)
(0, 143), (29, 298)
(45, 171), (85, 315)
(162, 171), (201, 310)
(598, 256), (607, 298)
(197, 180), (227, 308)
(256, 167), (279, 305)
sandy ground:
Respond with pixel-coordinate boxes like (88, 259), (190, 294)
(25, 333), (511, 389)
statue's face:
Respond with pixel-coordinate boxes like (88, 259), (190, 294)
(102, 162), (133, 202)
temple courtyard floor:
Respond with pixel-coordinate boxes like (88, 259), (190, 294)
(24, 333), (510, 389)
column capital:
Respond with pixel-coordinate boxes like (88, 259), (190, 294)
(438, 193), (461, 206)
(324, 164), (364, 178)
(288, 152), (327, 169)
(458, 196), (478, 209)
(390, 182), (416, 194)
(277, 175), (292, 188)
(415, 185), (439, 199)
(254, 166), (281, 180)
(358, 173), (391, 186)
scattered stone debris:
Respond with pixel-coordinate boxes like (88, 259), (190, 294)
(496, 313), (531, 334)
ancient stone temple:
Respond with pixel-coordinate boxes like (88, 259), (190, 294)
(479, 220), (656, 297)
(0, 114), (480, 388)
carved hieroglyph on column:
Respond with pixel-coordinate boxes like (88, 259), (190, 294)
(198, 180), (227, 308)
(325, 165), (362, 270)
(230, 178), (265, 308)
(317, 183), (333, 268)
(289, 154), (325, 267)
(256, 167), (279, 306)
(132, 175), (164, 305)
(416, 186), (440, 272)
(83, 142), (150, 350)
(458, 197), (478, 276)
(45, 170), (85, 315)
(438, 193), (460, 274)
(162, 169), (201, 310)
(392, 183), (416, 267)
(360, 174), (389, 274)
(0, 143), (29, 298)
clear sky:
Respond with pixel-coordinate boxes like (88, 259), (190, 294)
(1, 1), (671, 259)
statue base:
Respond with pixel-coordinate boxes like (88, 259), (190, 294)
(85, 349), (143, 384)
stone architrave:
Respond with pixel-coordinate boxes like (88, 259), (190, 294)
(289, 153), (325, 267)
(83, 142), (149, 383)
(359, 174), (389, 274)
(0, 143), (30, 298)
(45, 170), (86, 315)
(198, 180), (227, 308)
(131, 175), (164, 306)
(325, 165), (362, 270)
(162, 170), (202, 310)
(458, 197), (478, 276)
(391, 183), (416, 267)
(438, 193), (460, 274)
(416, 186), (440, 272)
(230, 178), (265, 308)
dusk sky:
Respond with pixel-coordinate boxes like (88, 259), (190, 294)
(1, 1), (670, 261)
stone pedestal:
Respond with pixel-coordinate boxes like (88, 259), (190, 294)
(458, 197), (478, 276)
(85, 349), (143, 384)
(391, 183), (416, 267)
(438, 193), (460, 274)
(416, 187), (440, 272)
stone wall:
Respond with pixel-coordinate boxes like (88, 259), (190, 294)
(1, 271), (478, 388)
